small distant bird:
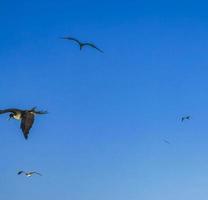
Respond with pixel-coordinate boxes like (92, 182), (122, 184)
(163, 139), (170, 144)
(17, 171), (42, 177)
(181, 116), (191, 122)
(0, 107), (47, 139)
(60, 36), (103, 53)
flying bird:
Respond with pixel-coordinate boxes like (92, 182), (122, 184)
(163, 139), (170, 144)
(0, 107), (47, 139)
(17, 171), (42, 177)
(60, 36), (103, 53)
(181, 116), (191, 122)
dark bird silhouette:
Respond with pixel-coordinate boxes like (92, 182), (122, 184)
(163, 139), (170, 144)
(60, 36), (103, 53)
(0, 107), (47, 139)
(181, 116), (191, 122)
(17, 171), (42, 177)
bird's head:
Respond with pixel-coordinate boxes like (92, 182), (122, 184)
(8, 113), (14, 120)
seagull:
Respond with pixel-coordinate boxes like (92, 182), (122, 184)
(60, 36), (103, 53)
(0, 107), (47, 139)
(181, 116), (191, 122)
(17, 171), (42, 177)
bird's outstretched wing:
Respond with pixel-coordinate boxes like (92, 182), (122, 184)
(181, 116), (191, 122)
(84, 43), (103, 53)
(29, 107), (48, 114)
(34, 110), (48, 115)
(17, 171), (25, 175)
(20, 112), (35, 139)
(0, 109), (22, 115)
(31, 171), (42, 176)
(60, 36), (81, 45)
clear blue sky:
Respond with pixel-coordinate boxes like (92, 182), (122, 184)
(1, 0), (208, 199)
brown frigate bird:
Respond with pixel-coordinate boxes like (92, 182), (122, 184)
(0, 107), (47, 139)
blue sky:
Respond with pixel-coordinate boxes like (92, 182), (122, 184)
(1, 0), (208, 199)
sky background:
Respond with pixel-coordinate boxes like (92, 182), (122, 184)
(1, 0), (208, 199)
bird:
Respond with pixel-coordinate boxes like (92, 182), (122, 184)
(163, 139), (170, 144)
(17, 171), (42, 177)
(60, 36), (103, 53)
(0, 107), (47, 139)
(181, 116), (191, 122)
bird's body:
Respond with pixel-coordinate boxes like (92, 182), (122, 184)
(17, 171), (42, 177)
(60, 36), (103, 53)
(181, 116), (191, 122)
(0, 107), (47, 139)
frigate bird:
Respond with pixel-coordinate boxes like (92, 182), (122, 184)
(0, 107), (47, 139)
(181, 116), (191, 122)
(60, 36), (103, 53)
(17, 171), (42, 177)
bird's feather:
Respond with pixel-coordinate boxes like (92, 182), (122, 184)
(0, 109), (22, 115)
(17, 171), (24, 175)
(60, 37), (81, 45)
(29, 107), (48, 114)
(83, 43), (103, 53)
(20, 112), (35, 139)
(31, 171), (42, 176)
(34, 110), (48, 114)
